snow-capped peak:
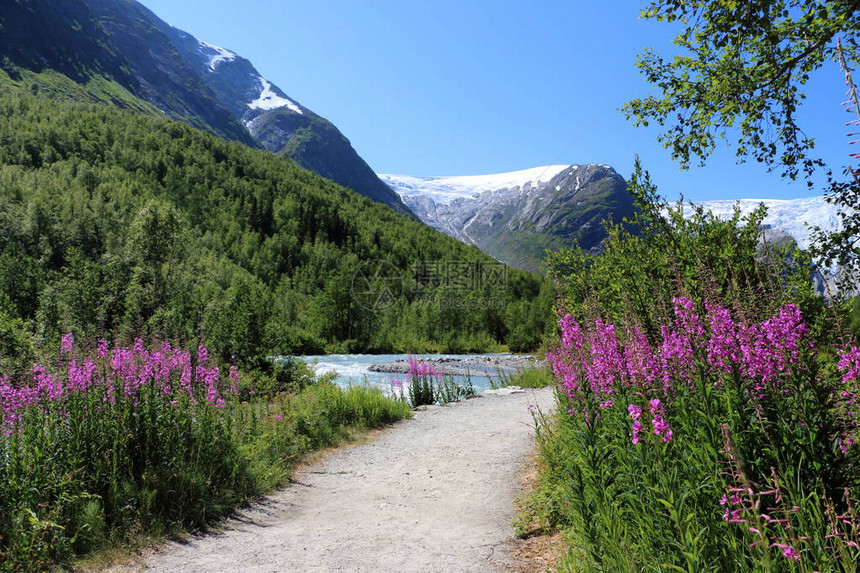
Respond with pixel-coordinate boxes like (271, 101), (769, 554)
(378, 165), (571, 206)
(198, 40), (236, 71)
(247, 77), (303, 114)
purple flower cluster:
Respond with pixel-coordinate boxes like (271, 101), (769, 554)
(627, 400), (672, 444)
(628, 404), (643, 444)
(649, 398), (672, 442)
(547, 298), (812, 444)
(836, 347), (860, 452)
(738, 304), (808, 395)
(839, 347), (860, 384)
(407, 357), (441, 380)
(0, 335), (238, 434)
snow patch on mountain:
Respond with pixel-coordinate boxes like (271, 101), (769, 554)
(247, 77), (303, 114)
(691, 196), (840, 251)
(198, 40), (236, 71)
(379, 165), (571, 206)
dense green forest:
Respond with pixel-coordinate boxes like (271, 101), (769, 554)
(0, 75), (554, 374)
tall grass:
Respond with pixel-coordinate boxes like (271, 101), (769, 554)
(0, 335), (411, 571)
(535, 298), (860, 571)
(505, 365), (553, 389)
(389, 356), (475, 407)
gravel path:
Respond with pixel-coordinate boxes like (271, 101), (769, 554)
(126, 387), (554, 573)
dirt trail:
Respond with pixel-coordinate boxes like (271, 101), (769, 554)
(124, 387), (554, 573)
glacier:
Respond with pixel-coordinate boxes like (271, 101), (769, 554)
(379, 165), (571, 206)
(690, 196), (840, 251)
(381, 165), (845, 254)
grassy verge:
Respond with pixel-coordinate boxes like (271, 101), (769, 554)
(0, 336), (411, 572)
(489, 363), (553, 390)
(508, 365), (553, 389)
(515, 396), (599, 571)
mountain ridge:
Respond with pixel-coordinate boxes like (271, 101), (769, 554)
(381, 164), (635, 271)
(0, 0), (412, 215)
(383, 164), (843, 272)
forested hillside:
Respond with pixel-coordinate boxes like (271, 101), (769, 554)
(0, 77), (553, 373)
(0, 0), (414, 215)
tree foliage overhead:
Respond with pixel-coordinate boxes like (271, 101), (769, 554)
(624, 0), (860, 180)
(624, 0), (860, 288)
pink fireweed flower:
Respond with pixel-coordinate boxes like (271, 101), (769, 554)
(774, 543), (801, 561)
(67, 359), (97, 392)
(407, 356), (422, 380)
(705, 302), (739, 372)
(585, 320), (623, 399)
(649, 398), (673, 442)
(548, 314), (591, 407)
(628, 404), (643, 444)
(623, 326), (658, 389)
(741, 304), (808, 391)
(652, 415), (673, 442)
(103, 378), (116, 404)
(408, 357), (441, 379)
(197, 365), (221, 406)
(839, 347), (860, 384)
(547, 348), (583, 404)
(719, 487), (753, 524)
(673, 296), (705, 340)
(177, 351), (193, 398)
(96, 338), (110, 360)
(559, 314), (585, 351)
(659, 326), (693, 392)
(33, 363), (62, 402)
(197, 344), (210, 366)
(631, 420), (643, 444)
(228, 365), (240, 394)
(60, 332), (75, 355)
(0, 376), (37, 433)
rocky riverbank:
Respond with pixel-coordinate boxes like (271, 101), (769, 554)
(368, 355), (539, 377)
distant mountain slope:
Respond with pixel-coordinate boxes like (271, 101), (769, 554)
(381, 165), (635, 271)
(0, 0), (411, 215)
(383, 162), (845, 272)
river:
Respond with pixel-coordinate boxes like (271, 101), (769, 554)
(297, 353), (529, 394)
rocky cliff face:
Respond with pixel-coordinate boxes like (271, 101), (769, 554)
(0, 0), (412, 215)
(381, 164), (635, 271)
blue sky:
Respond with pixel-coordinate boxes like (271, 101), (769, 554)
(138, 0), (848, 202)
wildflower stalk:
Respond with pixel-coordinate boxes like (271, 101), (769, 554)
(543, 297), (860, 570)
